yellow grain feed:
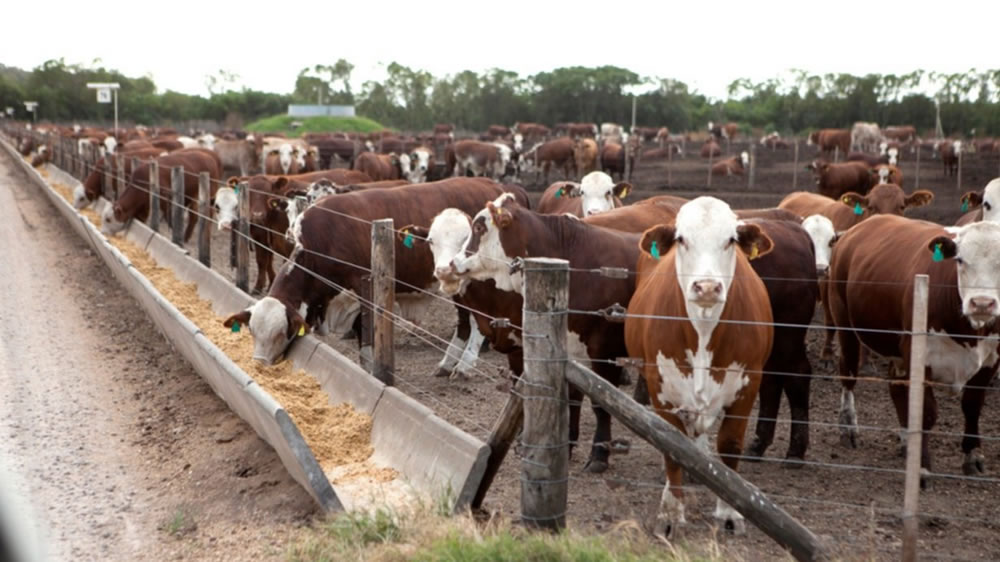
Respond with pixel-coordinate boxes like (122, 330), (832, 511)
(49, 177), (393, 481)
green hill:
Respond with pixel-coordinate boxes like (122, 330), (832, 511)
(245, 114), (387, 137)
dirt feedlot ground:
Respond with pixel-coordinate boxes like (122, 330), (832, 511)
(6, 140), (1000, 560)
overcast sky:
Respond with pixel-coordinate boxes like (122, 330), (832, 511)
(4, 0), (994, 101)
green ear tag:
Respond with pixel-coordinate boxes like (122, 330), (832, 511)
(403, 233), (414, 249)
(932, 243), (944, 262)
(853, 202), (863, 215)
(231, 321), (241, 333)
(651, 240), (660, 260)
(962, 199), (969, 213)
(234, 186), (240, 195)
(555, 189), (561, 199)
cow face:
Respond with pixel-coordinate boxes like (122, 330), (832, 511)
(103, 136), (117, 155)
(640, 197), (773, 313)
(214, 187), (238, 231)
(841, 184), (933, 217)
(404, 209), (471, 295)
(283, 196), (309, 245)
(961, 178), (1000, 223)
(408, 148), (432, 183)
(801, 214), (837, 277)
(72, 183), (90, 209)
(101, 204), (128, 236)
(452, 193), (522, 292)
(277, 144), (295, 174)
(578, 171), (631, 217)
(513, 133), (524, 152)
(739, 151), (749, 168)
(887, 147), (899, 165)
(306, 179), (339, 203)
(929, 222), (1000, 328)
(223, 297), (307, 365)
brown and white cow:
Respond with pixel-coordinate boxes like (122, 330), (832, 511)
(940, 140), (962, 176)
(448, 193), (642, 473)
(827, 216), (1000, 476)
(779, 185), (933, 233)
(352, 151), (411, 181)
(710, 151), (749, 176)
(572, 137), (600, 175)
(626, 196), (773, 536)
(872, 163), (904, 188)
(536, 171), (632, 217)
(450, 140), (510, 180)
(707, 121), (739, 141)
(74, 147), (167, 209)
(807, 129), (851, 157)
(524, 137), (576, 184)
(805, 159), (876, 200)
(956, 178), (1000, 225)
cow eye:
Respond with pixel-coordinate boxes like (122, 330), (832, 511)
(985, 202), (992, 211)
(955, 256), (965, 265)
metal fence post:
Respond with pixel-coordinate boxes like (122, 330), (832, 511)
(706, 147), (714, 188)
(901, 274), (929, 562)
(370, 219), (395, 386)
(197, 172), (211, 267)
(148, 160), (160, 233)
(235, 181), (250, 292)
(914, 144), (921, 190)
(520, 257), (569, 531)
(171, 166), (185, 246)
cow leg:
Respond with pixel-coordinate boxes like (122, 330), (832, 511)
(783, 350), (813, 465)
(583, 401), (612, 473)
(746, 368), (782, 461)
(888, 371), (938, 480)
(183, 204), (198, 242)
(837, 330), (862, 448)
(656, 456), (686, 539)
(454, 321), (485, 378)
(959, 365), (995, 475)
(714, 400), (754, 535)
(434, 307), (470, 378)
(567, 385), (583, 461)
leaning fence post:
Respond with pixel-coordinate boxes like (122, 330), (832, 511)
(793, 140), (800, 190)
(370, 219), (395, 386)
(171, 166), (185, 246)
(901, 274), (929, 562)
(748, 142), (756, 189)
(520, 257), (569, 531)
(148, 160), (160, 233)
(235, 181), (250, 293)
(473, 375), (526, 509)
(197, 172), (211, 267)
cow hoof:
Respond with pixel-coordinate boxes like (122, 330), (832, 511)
(654, 516), (681, 541)
(744, 437), (766, 461)
(721, 517), (746, 536)
(432, 367), (450, 378)
(920, 468), (932, 490)
(839, 430), (858, 449)
(781, 456), (806, 469)
(963, 453), (985, 476)
(583, 459), (609, 474)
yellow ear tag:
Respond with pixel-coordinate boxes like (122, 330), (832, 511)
(842, 196), (850, 204)
(298, 325), (305, 337)
(749, 243), (759, 260)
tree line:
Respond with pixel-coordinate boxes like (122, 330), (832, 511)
(3, 59), (1000, 136)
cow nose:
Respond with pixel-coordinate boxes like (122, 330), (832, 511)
(816, 265), (829, 277)
(435, 266), (454, 280)
(692, 280), (723, 302)
(970, 297), (997, 314)
(220, 221), (233, 231)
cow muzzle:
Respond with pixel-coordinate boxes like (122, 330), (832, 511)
(966, 297), (998, 326)
(691, 279), (724, 307)
(816, 265), (829, 278)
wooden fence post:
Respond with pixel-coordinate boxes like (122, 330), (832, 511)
(748, 143), (756, 189)
(370, 219), (395, 386)
(834, 146), (840, 163)
(197, 172), (211, 267)
(116, 155), (126, 203)
(472, 376), (526, 509)
(666, 142), (672, 188)
(171, 166), (185, 246)
(914, 144), (921, 190)
(520, 257), (569, 531)
(624, 141), (632, 183)
(101, 154), (112, 201)
(235, 181), (250, 293)
(148, 160), (160, 233)
(956, 148), (963, 192)
(706, 148), (714, 188)
(901, 274), (929, 562)
(792, 141), (800, 191)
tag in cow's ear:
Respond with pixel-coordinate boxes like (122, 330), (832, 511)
(749, 243), (760, 260)
(853, 202), (863, 215)
(651, 240), (660, 260)
(298, 325), (306, 337)
(231, 321), (241, 333)
(932, 243), (944, 262)
(962, 199), (969, 213)
(403, 231), (414, 249)
(270, 199), (279, 209)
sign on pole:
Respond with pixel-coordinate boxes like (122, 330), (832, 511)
(96, 88), (112, 103)
(23, 101), (38, 122)
(86, 82), (120, 137)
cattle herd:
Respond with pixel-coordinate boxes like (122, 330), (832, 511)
(9, 117), (1000, 545)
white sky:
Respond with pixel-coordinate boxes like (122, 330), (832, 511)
(3, 0), (995, 101)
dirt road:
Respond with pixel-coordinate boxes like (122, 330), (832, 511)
(0, 150), (316, 560)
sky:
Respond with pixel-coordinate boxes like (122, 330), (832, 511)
(3, 0), (996, 101)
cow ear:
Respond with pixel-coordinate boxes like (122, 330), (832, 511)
(398, 225), (429, 247)
(927, 236), (957, 261)
(223, 309), (252, 330)
(736, 223), (774, 260)
(268, 197), (287, 211)
(227, 176), (243, 187)
(487, 202), (514, 229)
(286, 189), (308, 199)
(841, 192), (868, 210)
(613, 182), (632, 199)
(556, 183), (578, 198)
(639, 225), (677, 259)
(961, 190), (984, 209)
(285, 307), (307, 340)
(273, 177), (289, 192)
(905, 190), (934, 209)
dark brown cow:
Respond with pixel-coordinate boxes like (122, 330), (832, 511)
(526, 137), (575, 184)
(710, 152), (749, 176)
(448, 194), (642, 474)
(149, 137), (185, 152)
(625, 196), (773, 536)
(75, 147), (166, 209)
(101, 149), (222, 241)
(30, 144), (50, 167)
(352, 151), (408, 181)
(600, 142), (634, 181)
(806, 159), (876, 199)
(700, 139), (722, 158)
(940, 140), (962, 176)
(827, 215), (1000, 476)
(222, 178), (520, 365)
(311, 137), (360, 168)
(807, 129), (851, 157)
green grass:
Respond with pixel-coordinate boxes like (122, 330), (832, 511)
(245, 114), (387, 137)
(159, 506), (197, 537)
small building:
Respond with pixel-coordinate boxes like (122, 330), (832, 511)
(287, 105), (356, 118)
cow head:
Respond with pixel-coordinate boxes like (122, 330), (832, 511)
(960, 178), (1000, 223)
(223, 297), (307, 365)
(307, 178), (340, 202)
(927, 221), (1000, 328)
(214, 187), (239, 231)
(407, 147), (432, 183)
(402, 208), (472, 296)
(576, 171), (631, 216)
(513, 133), (524, 152)
(638, 197), (773, 313)
(101, 203), (129, 236)
(103, 136), (117, 155)
(196, 133), (216, 150)
(283, 195), (310, 245)
(872, 165), (896, 185)
(840, 184), (933, 217)
(276, 144), (295, 174)
(801, 214), (838, 277)
(887, 147), (899, 165)
(807, 131), (818, 145)
(739, 151), (749, 168)
(451, 192), (523, 292)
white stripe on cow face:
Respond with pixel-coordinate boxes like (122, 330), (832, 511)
(578, 171), (618, 217)
(427, 208), (473, 295)
(72, 184), (89, 209)
(980, 178), (1000, 223)
(214, 187), (238, 231)
(673, 197), (741, 317)
(248, 296), (293, 365)
(801, 214), (836, 277)
(951, 221), (1000, 328)
(278, 144), (294, 174)
(284, 196), (309, 245)
(887, 147), (899, 165)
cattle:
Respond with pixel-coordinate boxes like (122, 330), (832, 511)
(801, 214), (838, 277)
(215, 138), (263, 176)
(30, 144), (50, 167)
(883, 125), (917, 144)
(450, 140), (510, 180)
(352, 151), (412, 182)
(600, 123), (625, 143)
(850, 122), (883, 153)
(806, 159), (877, 200)
(707, 121), (740, 141)
(957, 178), (1000, 225)
(846, 152), (889, 167)
(513, 122), (551, 140)
(74, 147), (167, 209)
(263, 143), (303, 175)
(828, 216), (1000, 477)
(523, 137), (576, 184)
(872, 164), (904, 188)
(779, 185), (932, 232)
(101, 149), (222, 241)
(600, 142), (635, 181)
(701, 139), (722, 158)
(760, 132), (789, 149)
(536, 172), (632, 217)
(405, 146), (435, 183)
(940, 140), (962, 176)
(281, 178), (410, 245)
(486, 125), (511, 139)
(878, 142), (901, 165)
(807, 129), (851, 157)
(149, 137), (185, 152)
(710, 151), (749, 176)
(563, 122), (598, 139)
(631, 126), (661, 143)
(433, 124), (455, 135)
(572, 138), (600, 175)
(17, 136), (35, 157)
(448, 193), (642, 474)
(655, 128), (672, 145)
(640, 146), (681, 161)
(625, 196), (773, 536)
(221, 178), (523, 365)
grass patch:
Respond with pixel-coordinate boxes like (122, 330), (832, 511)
(159, 506), (197, 537)
(245, 115), (387, 137)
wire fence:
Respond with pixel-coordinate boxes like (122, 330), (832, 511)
(10, 125), (1000, 560)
